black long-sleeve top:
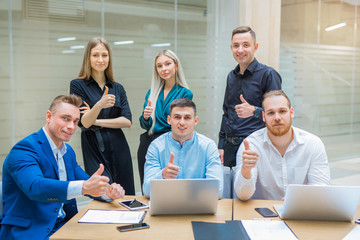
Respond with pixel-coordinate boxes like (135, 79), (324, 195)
(218, 58), (282, 149)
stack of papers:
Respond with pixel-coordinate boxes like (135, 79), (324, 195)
(78, 209), (146, 224)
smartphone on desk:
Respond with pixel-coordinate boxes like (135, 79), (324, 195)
(117, 223), (150, 232)
(255, 207), (278, 217)
(119, 199), (148, 210)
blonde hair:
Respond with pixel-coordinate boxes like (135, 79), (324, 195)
(78, 37), (114, 82)
(148, 49), (189, 134)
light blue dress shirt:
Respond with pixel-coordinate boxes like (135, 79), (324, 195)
(143, 131), (223, 197)
(42, 128), (84, 219)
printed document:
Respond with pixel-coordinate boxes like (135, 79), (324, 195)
(242, 219), (298, 240)
(78, 209), (146, 224)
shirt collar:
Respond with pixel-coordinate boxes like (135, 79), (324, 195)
(85, 76), (113, 88)
(263, 126), (304, 147)
(234, 58), (258, 75)
(42, 127), (67, 158)
(169, 131), (197, 147)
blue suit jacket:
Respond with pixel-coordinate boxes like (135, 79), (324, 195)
(0, 129), (90, 240)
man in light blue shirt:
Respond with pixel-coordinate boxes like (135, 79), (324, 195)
(143, 98), (223, 197)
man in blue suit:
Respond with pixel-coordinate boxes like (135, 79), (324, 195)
(0, 94), (125, 240)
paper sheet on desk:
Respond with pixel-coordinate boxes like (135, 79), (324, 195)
(242, 220), (298, 240)
(343, 226), (360, 240)
(78, 209), (146, 224)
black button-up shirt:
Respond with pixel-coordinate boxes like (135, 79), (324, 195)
(218, 58), (282, 149)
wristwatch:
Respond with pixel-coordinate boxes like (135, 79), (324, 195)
(253, 106), (262, 118)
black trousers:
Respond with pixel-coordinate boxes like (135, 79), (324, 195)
(223, 139), (242, 167)
(137, 132), (165, 191)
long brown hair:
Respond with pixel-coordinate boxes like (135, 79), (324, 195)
(78, 37), (114, 82)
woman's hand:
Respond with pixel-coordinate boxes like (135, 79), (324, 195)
(96, 86), (116, 109)
(143, 99), (153, 120)
(80, 101), (91, 115)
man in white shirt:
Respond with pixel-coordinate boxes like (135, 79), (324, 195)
(234, 90), (330, 200)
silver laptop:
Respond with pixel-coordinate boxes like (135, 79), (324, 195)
(149, 179), (219, 215)
(273, 185), (360, 221)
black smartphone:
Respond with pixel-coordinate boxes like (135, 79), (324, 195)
(117, 223), (150, 232)
(119, 199), (148, 210)
(255, 207), (278, 217)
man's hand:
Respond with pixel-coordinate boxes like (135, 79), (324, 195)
(97, 86), (116, 109)
(241, 139), (258, 179)
(82, 164), (110, 197)
(143, 99), (153, 120)
(235, 94), (256, 118)
(106, 183), (125, 199)
(218, 149), (224, 165)
(162, 152), (180, 179)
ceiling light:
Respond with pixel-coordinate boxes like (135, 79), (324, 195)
(70, 45), (85, 49)
(114, 40), (134, 45)
(62, 50), (75, 54)
(57, 37), (76, 42)
(325, 22), (346, 32)
(151, 43), (171, 47)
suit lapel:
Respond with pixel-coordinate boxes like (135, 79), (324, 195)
(38, 129), (60, 179)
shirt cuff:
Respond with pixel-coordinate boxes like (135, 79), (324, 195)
(67, 180), (84, 200)
(253, 106), (263, 119)
(238, 172), (254, 185)
(101, 193), (114, 202)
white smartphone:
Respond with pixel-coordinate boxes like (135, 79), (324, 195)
(119, 199), (149, 210)
(117, 223), (149, 232)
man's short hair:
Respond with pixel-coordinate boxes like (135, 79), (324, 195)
(232, 26), (256, 43)
(49, 94), (82, 112)
(262, 90), (291, 110)
(170, 98), (197, 116)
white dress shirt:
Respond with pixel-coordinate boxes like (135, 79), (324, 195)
(234, 126), (330, 200)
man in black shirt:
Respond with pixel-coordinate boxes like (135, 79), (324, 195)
(219, 26), (282, 169)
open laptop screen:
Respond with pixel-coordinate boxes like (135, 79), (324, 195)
(273, 185), (360, 221)
(149, 179), (219, 215)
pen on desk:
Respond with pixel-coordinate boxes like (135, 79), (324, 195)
(130, 199), (136, 206)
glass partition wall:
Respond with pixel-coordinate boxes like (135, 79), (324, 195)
(1, 0), (359, 195)
(280, 0), (360, 161)
(0, 0), (239, 194)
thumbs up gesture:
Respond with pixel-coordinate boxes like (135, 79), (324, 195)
(162, 152), (180, 179)
(234, 94), (256, 118)
(143, 99), (154, 120)
(97, 86), (116, 109)
(82, 164), (110, 197)
(241, 139), (259, 179)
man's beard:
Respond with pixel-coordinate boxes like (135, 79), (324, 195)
(266, 118), (292, 137)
